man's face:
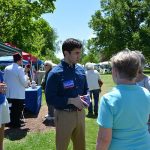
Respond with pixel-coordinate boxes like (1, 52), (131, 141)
(26, 67), (30, 72)
(18, 58), (23, 65)
(65, 48), (81, 64)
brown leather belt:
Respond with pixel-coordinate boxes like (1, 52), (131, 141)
(62, 108), (78, 112)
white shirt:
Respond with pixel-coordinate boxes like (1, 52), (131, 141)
(4, 63), (28, 99)
(86, 70), (100, 91)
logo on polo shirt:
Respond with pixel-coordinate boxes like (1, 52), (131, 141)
(63, 80), (74, 89)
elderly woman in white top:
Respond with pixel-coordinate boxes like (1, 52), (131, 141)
(41, 60), (54, 120)
(85, 62), (103, 117)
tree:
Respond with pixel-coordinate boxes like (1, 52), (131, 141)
(20, 18), (57, 58)
(0, 0), (56, 59)
(80, 40), (100, 64)
(88, 0), (150, 61)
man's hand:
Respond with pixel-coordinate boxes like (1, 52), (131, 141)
(0, 83), (7, 94)
(80, 95), (90, 108)
(68, 96), (85, 110)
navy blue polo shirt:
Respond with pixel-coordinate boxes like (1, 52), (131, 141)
(45, 60), (88, 109)
(0, 71), (5, 105)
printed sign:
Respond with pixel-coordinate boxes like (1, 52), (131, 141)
(63, 80), (74, 89)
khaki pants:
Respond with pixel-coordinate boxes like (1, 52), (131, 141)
(55, 109), (85, 150)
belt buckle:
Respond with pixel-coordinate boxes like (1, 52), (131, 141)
(63, 108), (76, 112)
(63, 109), (70, 112)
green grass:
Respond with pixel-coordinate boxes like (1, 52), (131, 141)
(100, 74), (115, 96)
(5, 131), (56, 150)
(5, 73), (150, 149)
(4, 71), (150, 149)
(144, 69), (150, 74)
(3, 74), (115, 150)
(4, 119), (99, 150)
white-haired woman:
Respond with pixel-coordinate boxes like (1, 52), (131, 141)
(96, 50), (150, 150)
(41, 60), (54, 121)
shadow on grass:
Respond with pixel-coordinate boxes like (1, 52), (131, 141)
(4, 128), (30, 141)
(86, 116), (97, 119)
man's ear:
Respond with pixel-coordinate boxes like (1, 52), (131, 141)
(64, 51), (69, 57)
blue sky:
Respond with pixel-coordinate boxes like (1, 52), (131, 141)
(42, 0), (100, 41)
(42, 0), (100, 58)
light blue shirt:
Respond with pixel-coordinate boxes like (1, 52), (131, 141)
(97, 84), (150, 150)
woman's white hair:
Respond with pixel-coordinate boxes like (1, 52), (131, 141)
(44, 60), (53, 68)
(85, 62), (94, 70)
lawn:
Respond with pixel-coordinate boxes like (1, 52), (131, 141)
(5, 72), (150, 150)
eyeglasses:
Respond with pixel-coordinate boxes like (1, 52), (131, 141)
(44, 64), (48, 66)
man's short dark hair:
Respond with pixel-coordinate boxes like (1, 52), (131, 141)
(13, 53), (22, 63)
(62, 38), (82, 55)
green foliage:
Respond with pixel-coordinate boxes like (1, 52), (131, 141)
(80, 40), (100, 64)
(40, 49), (60, 64)
(0, 0), (57, 59)
(21, 18), (58, 59)
(88, 0), (150, 61)
(81, 51), (100, 64)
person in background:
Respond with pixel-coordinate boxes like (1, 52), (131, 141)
(85, 62), (103, 118)
(0, 71), (10, 150)
(32, 66), (39, 84)
(24, 64), (31, 86)
(4, 53), (28, 128)
(24, 64), (31, 81)
(135, 51), (150, 91)
(135, 51), (150, 131)
(46, 38), (89, 150)
(96, 50), (150, 150)
(41, 60), (54, 121)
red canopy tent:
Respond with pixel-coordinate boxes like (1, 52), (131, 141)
(22, 51), (37, 63)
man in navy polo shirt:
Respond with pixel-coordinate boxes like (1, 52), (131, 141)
(46, 38), (89, 150)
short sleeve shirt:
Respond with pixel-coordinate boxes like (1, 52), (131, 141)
(97, 84), (150, 150)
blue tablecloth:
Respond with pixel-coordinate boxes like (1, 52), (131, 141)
(25, 86), (42, 115)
